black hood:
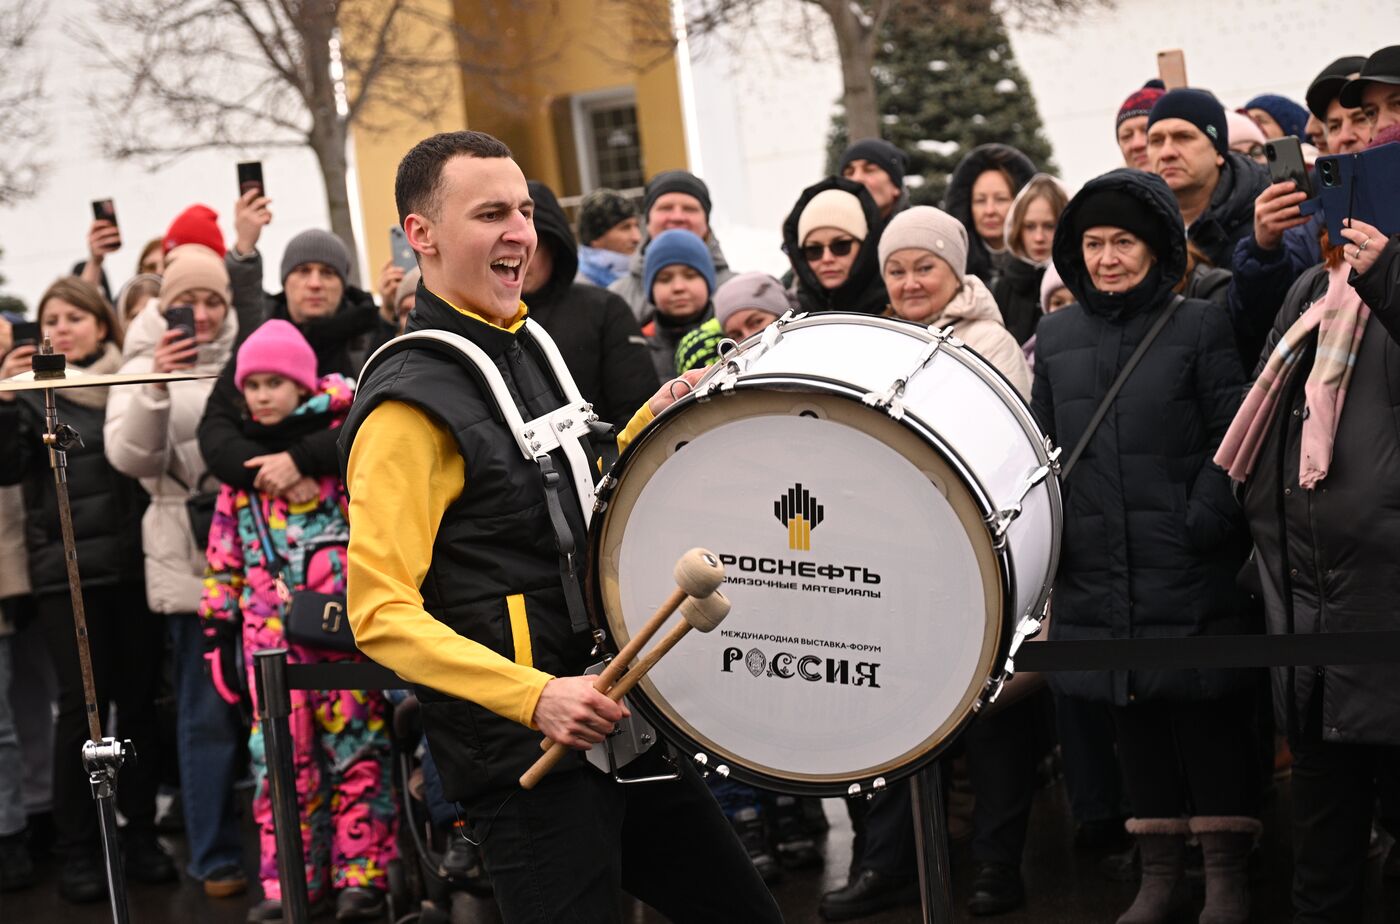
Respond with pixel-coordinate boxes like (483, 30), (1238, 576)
(1051, 168), (1187, 319)
(1191, 151), (1270, 266)
(269, 284), (377, 376)
(782, 175), (887, 313)
(526, 180), (580, 305)
(943, 143), (1038, 282)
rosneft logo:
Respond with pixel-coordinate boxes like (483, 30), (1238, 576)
(775, 483), (823, 552)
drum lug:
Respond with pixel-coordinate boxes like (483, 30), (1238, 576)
(926, 324), (963, 348)
(988, 504), (1021, 547)
(1045, 440), (1063, 475)
(696, 362), (740, 399)
(689, 752), (729, 781)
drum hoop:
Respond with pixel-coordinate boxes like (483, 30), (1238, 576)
(713, 312), (1062, 622)
(588, 376), (1017, 795)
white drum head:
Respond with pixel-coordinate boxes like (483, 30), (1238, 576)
(594, 387), (1005, 793)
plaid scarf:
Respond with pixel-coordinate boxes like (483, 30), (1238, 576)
(1214, 262), (1368, 488)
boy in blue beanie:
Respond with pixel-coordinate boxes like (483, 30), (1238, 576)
(640, 229), (716, 380)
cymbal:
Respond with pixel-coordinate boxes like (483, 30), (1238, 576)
(0, 369), (216, 393)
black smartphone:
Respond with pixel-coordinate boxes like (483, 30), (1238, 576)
(89, 199), (121, 254)
(237, 161), (265, 198)
(1266, 136), (1313, 197)
(11, 321), (40, 347)
(91, 198), (117, 226)
(389, 225), (416, 271)
(165, 305), (196, 343)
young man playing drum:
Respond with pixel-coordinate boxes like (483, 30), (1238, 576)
(338, 131), (782, 924)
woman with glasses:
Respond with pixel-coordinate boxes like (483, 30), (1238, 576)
(781, 176), (888, 315)
(1226, 110), (1269, 166)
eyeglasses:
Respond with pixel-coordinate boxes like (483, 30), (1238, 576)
(800, 238), (857, 262)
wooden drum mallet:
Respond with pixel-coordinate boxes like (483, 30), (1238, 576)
(519, 583), (731, 790)
(575, 548), (724, 704)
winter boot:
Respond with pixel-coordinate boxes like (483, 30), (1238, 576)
(1116, 818), (1190, 924)
(1189, 816), (1261, 924)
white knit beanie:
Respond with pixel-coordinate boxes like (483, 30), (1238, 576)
(797, 189), (869, 244)
(877, 206), (969, 280)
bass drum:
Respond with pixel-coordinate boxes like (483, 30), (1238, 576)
(588, 313), (1061, 796)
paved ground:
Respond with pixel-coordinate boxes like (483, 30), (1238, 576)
(5, 775), (1398, 923)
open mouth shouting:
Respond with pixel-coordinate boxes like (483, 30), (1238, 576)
(491, 256), (524, 286)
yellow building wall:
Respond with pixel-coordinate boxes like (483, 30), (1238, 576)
(344, 0), (471, 282)
(348, 0), (687, 277)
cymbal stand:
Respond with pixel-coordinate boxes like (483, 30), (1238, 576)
(34, 339), (132, 924)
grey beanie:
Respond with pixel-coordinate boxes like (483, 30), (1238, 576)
(395, 266), (421, 309)
(714, 272), (794, 330)
(878, 206), (969, 280)
(280, 229), (351, 284)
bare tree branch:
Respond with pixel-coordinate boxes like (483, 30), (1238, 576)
(0, 0), (50, 206)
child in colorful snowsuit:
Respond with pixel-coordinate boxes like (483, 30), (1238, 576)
(199, 319), (396, 922)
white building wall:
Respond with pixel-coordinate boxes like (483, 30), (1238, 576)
(685, 0), (1400, 276)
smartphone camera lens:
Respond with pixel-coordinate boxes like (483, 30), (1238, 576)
(1266, 145), (1276, 161)
(1319, 162), (1336, 187)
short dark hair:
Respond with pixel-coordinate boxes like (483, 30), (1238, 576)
(395, 131), (513, 225)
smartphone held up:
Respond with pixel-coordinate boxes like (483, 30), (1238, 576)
(238, 161), (265, 198)
(1157, 49), (1188, 90)
(91, 198), (122, 254)
(165, 305), (196, 344)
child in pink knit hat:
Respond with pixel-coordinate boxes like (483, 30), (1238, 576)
(204, 318), (398, 919)
(234, 319), (320, 425)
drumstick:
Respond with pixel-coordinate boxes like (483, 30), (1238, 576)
(520, 591), (730, 790)
(588, 548), (724, 700)
(535, 549), (724, 754)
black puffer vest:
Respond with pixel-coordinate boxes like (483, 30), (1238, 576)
(7, 393), (147, 597)
(339, 287), (595, 801)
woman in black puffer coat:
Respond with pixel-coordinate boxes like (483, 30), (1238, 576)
(0, 278), (172, 902)
(1031, 168), (1259, 924)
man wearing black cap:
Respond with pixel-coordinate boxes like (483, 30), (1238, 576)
(1340, 44), (1400, 137)
(839, 138), (909, 221)
(1147, 88), (1269, 270)
(1231, 56), (1373, 365)
(607, 170), (736, 323)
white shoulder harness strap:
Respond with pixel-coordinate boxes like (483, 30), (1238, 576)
(359, 321), (600, 527)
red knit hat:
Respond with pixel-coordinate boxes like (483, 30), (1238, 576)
(163, 205), (226, 257)
(1117, 87), (1166, 130)
(235, 319), (318, 393)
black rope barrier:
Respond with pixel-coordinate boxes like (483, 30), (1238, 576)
(281, 629), (1400, 691)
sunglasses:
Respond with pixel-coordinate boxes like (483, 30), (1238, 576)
(801, 238), (857, 262)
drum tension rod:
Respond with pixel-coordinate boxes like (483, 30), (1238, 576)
(989, 447), (1065, 546)
(862, 333), (951, 420)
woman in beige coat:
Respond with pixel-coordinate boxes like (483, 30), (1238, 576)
(878, 205), (1032, 401)
(102, 245), (249, 898)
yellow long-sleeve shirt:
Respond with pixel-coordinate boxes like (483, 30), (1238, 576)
(345, 353), (654, 731)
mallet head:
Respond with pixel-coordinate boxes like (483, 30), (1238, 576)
(678, 590), (730, 633)
(674, 548), (725, 599)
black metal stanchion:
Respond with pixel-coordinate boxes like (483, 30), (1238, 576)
(254, 648), (311, 924)
(910, 762), (954, 924)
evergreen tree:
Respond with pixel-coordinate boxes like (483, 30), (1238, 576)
(828, 8), (1056, 206)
